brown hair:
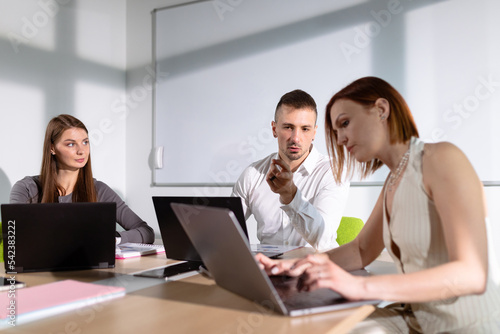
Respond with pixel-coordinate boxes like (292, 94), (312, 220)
(325, 77), (419, 183)
(275, 89), (317, 123)
(39, 114), (97, 203)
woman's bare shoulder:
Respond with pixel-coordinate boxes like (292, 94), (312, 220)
(422, 141), (480, 190)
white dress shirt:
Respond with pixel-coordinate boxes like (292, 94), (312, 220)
(232, 146), (350, 251)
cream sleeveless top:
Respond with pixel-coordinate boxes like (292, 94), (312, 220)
(382, 137), (500, 333)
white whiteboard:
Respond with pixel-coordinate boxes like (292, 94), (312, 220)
(153, 0), (500, 186)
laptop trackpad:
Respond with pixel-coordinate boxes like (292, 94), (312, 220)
(270, 275), (347, 310)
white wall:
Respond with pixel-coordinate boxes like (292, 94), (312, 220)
(0, 0), (127, 203)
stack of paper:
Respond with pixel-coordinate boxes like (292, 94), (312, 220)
(115, 243), (165, 259)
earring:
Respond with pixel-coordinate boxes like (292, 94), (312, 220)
(380, 115), (386, 121)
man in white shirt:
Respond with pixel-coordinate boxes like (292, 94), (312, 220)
(232, 90), (350, 251)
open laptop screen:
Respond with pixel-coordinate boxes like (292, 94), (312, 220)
(152, 196), (247, 263)
(1, 203), (116, 273)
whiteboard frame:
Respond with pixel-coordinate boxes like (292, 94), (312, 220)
(151, 0), (500, 187)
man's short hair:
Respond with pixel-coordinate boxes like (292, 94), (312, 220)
(274, 89), (317, 122)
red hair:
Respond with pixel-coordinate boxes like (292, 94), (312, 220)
(325, 77), (419, 183)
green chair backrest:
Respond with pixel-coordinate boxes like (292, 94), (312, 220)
(336, 216), (364, 246)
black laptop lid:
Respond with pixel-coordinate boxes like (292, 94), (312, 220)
(1, 202), (116, 273)
(152, 196), (247, 262)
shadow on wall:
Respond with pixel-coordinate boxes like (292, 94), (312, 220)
(0, 169), (12, 214)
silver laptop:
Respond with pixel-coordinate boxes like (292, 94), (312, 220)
(171, 203), (380, 316)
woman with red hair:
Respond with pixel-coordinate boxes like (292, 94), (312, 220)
(258, 77), (500, 332)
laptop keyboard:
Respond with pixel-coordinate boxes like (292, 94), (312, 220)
(269, 276), (347, 310)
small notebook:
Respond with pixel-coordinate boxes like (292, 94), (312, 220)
(115, 243), (166, 259)
(0, 280), (125, 329)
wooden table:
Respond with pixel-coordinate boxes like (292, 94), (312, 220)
(2, 248), (393, 334)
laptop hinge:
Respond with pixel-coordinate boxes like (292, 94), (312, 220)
(98, 262), (110, 269)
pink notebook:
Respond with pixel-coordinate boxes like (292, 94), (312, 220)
(0, 280), (125, 328)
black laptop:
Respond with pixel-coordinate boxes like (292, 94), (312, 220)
(1, 203), (116, 273)
(135, 196), (282, 279)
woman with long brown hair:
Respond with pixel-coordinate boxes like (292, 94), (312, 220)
(257, 77), (500, 332)
(10, 114), (154, 244)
